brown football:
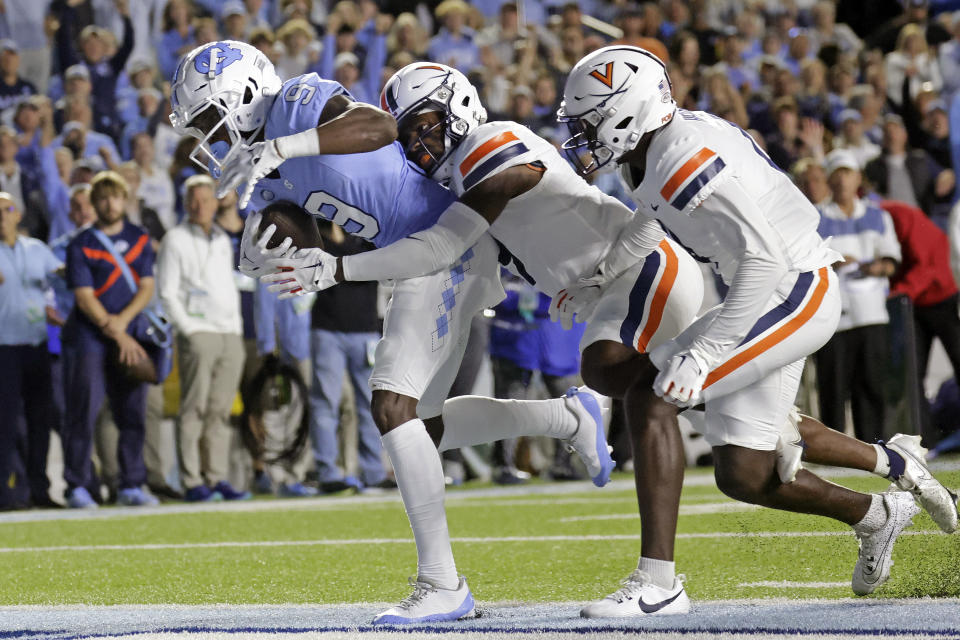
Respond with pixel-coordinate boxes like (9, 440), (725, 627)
(258, 200), (324, 251)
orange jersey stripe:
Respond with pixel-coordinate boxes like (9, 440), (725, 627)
(703, 267), (830, 389)
(460, 131), (519, 177)
(82, 247), (117, 265)
(94, 269), (122, 298)
(636, 240), (679, 353)
(660, 147), (715, 201)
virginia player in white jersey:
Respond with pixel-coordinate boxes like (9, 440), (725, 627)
(170, 41), (616, 625)
(554, 45), (958, 612)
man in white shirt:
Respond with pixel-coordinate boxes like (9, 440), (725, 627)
(816, 149), (901, 443)
(156, 174), (247, 502)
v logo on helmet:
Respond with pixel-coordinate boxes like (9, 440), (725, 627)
(194, 43), (243, 76)
(588, 62), (614, 88)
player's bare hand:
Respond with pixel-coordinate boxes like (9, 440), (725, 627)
(375, 13), (394, 34)
(262, 247), (338, 298)
(217, 140), (286, 209)
(238, 211), (296, 277)
(549, 273), (604, 330)
(653, 350), (707, 408)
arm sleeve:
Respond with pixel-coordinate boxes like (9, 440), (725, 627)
(155, 237), (192, 331)
(341, 201), (490, 282)
(110, 15), (135, 76)
(55, 6), (80, 70)
(595, 209), (667, 280)
(314, 33), (336, 83)
(66, 238), (93, 290)
(683, 180), (790, 370)
(132, 234), (155, 278)
(360, 33), (387, 107)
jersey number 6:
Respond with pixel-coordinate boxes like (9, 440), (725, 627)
(303, 190), (380, 241)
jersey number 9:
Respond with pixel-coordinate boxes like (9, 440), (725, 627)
(303, 190), (380, 241)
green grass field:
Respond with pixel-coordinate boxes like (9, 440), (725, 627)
(2, 467), (959, 607)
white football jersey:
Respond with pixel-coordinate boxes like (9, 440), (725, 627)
(618, 109), (837, 285)
(449, 121), (634, 295)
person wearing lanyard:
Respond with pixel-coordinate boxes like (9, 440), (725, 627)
(0, 192), (64, 510)
(156, 174), (248, 503)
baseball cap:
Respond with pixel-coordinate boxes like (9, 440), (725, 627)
(837, 108), (862, 124)
(127, 58), (154, 75)
(824, 148), (860, 175)
(220, 1), (246, 19)
(65, 64), (91, 81)
(924, 99), (947, 116)
(0, 39), (19, 54)
(61, 120), (87, 136)
(334, 52), (359, 70)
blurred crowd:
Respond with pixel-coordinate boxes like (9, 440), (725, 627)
(2, 0), (960, 511)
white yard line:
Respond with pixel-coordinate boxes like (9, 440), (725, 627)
(0, 529), (945, 554)
(560, 502), (760, 521)
(738, 581), (850, 588)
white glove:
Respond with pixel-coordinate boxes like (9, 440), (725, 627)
(261, 247), (338, 299)
(238, 211), (296, 278)
(653, 349), (708, 408)
(216, 140), (286, 208)
(549, 273), (605, 330)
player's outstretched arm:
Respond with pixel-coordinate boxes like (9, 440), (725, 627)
(338, 165), (540, 283)
(218, 95), (399, 207)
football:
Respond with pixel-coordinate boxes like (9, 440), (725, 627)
(258, 200), (324, 251)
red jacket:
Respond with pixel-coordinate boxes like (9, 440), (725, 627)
(883, 200), (958, 307)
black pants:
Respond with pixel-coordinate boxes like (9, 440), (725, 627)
(816, 324), (889, 443)
(915, 294), (960, 439)
(0, 343), (57, 508)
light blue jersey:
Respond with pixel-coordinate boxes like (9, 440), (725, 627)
(245, 74), (455, 248)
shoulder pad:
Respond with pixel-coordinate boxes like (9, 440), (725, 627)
(653, 130), (729, 213)
(452, 121), (535, 193)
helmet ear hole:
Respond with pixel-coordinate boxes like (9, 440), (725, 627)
(614, 116), (633, 130)
(242, 87), (254, 105)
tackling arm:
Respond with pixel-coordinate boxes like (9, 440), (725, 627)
(340, 166), (538, 282)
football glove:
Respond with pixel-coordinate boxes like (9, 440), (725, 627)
(216, 139), (286, 209)
(653, 349), (708, 408)
(549, 272), (605, 330)
(262, 247), (338, 299)
(238, 211), (296, 278)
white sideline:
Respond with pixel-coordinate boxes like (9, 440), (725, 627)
(0, 529), (945, 554)
(560, 502), (761, 521)
(738, 581), (850, 588)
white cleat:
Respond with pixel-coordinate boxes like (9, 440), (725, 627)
(885, 434), (958, 534)
(372, 576), (476, 625)
(851, 491), (920, 596)
(580, 570), (690, 618)
(563, 386), (615, 487)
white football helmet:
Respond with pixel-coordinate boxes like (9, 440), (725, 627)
(380, 62), (486, 183)
(169, 40), (283, 177)
(558, 46), (675, 175)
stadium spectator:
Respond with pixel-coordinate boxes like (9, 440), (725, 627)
(427, 0), (480, 73)
(120, 88), (163, 161)
(834, 108), (882, 168)
(0, 40), (35, 125)
(612, 5), (669, 63)
(793, 156), (831, 207)
(815, 150), (902, 443)
(938, 13), (960, 99)
(220, 2), (250, 41)
(0, 193), (62, 510)
(386, 12), (427, 60)
(0, 126), (25, 219)
(158, 0), (197, 83)
(798, 59), (831, 122)
(156, 174), (247, 503)
(867, 0), (951, 54)
(864, 113), (942, 214)
(883, 199), (960, 443)
(884, 23), (943, 109)
(55, 1), (134, 143)
(54, 103), (121, 168)
(116, 58), (159, 137)
(308, 223), (386, 493)
(274, 18), (319, 80)
(116, 161), (165, 244)
(61, 170), (158, 508)
(131, 133), (175, 233)
(809, 1), (862, 54)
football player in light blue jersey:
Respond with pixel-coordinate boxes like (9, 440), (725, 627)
(170, 41), (613, 624)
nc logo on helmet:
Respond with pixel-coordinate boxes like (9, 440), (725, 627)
(194, 43), (243, 76)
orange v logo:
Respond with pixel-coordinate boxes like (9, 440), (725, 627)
(589, 62), (614, 88)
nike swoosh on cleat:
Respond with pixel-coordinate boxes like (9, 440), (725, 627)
(638, 589), (683, 614)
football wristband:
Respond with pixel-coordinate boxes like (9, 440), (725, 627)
(274, 128), (322, 159)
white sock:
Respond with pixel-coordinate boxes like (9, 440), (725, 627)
(381, 419), (459, 590)
(638, 557), (676, 589)
(872, 444), (891, 477)
(853, 494), (887, 535)
(438, 395), (578, 451)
